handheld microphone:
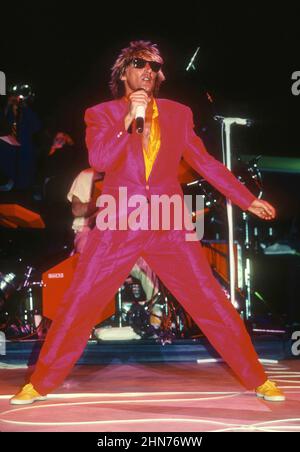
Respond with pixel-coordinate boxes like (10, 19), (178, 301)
(135, 105), (145, 134)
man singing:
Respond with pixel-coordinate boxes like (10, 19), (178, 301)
(11, 40), (285, 404)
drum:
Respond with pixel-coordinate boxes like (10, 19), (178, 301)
(18, 283), (43, 330)
(125, 288), (195, 341)
(119, 275), (146, 303)
(0, 271), (21, 304)
(0, 263), (44, 337)
(0, 258), (26, 315)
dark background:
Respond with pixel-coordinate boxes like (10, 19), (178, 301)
(1, 2), (300, 157)
(1, 2), (300, 324)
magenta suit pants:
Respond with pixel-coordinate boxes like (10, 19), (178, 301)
(31, 228), (266, 394)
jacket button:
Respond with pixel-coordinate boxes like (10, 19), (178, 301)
(146, 184), (150, 190)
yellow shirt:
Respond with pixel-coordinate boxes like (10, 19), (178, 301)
(143, 99), (160, 181)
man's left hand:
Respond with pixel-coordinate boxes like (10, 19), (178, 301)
(248, 199), (276, 220)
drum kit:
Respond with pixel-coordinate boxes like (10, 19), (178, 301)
(0, 261), (44, 339)
(100, 156), (265, 340)
(112, 275), (195, 343)
(0, 157), (264, 342)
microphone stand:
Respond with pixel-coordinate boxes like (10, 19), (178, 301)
(214, 116), (251, 313)
(186, 47), (216, 108)
(186, 47), (253, 317)
(186, 47), (258, 320)
(186, 47), (200, 72)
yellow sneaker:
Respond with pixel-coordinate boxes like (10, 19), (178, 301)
(10, 383), (47, 405)
(256, 379), (285, 402)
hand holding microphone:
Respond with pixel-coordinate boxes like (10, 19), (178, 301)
(125, 89), (150, 133)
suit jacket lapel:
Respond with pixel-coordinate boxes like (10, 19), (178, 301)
(147, 98), (167, 184)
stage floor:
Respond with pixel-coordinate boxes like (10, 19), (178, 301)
(0, 360), (299, 432)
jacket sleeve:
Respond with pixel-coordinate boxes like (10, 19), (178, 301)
(84, 106), (131, 172)
(182, 107), (256, 211)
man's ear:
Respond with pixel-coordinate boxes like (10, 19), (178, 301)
(120, 67), (127, 82)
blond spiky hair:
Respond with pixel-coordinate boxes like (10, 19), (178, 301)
(110, 40), (165, 98)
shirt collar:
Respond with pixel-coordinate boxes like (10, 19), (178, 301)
(122, 96), (159, 118)
(152, 99), (159, 119)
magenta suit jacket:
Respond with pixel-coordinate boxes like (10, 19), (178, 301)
(29, 100), (264, 396)
(84, 97), (255, 219)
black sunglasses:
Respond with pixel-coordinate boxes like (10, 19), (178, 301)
(131, 57), (162, 73)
